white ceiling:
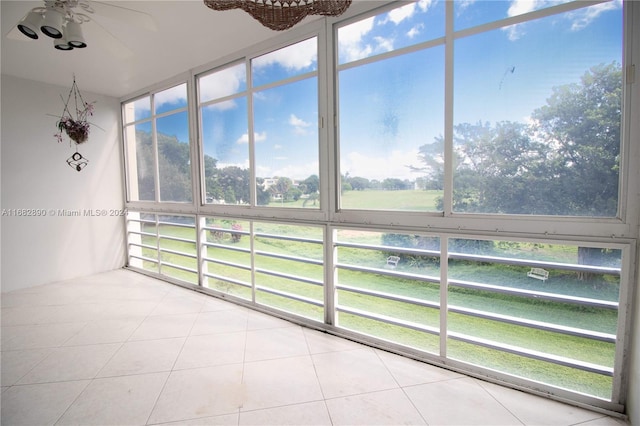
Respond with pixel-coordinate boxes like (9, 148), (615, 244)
(1, 0), (330, 99)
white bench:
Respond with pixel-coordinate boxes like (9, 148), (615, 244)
(527, 267), (549, 281)
(385, 256), (400, 269)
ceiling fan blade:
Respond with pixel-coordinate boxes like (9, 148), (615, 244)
(84, 1), (158, 32)
(89, 17), (135, 60)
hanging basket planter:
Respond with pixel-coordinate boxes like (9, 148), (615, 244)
(58, 117), (90, 144)
(53, 75), (95, 146)
(51, 76), (99, 172)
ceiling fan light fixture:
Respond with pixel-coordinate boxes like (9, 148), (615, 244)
(17, 10), (44, 40)
(54, 33), (74, 50)
(41, 8), (65, 39)
(203, 0), (352, 31)
(65, 21), (87, 48)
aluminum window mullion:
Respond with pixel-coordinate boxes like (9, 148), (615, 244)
(443, 0), (454, 217)
(247, 58), (257, 207)
(440, 235), (449, 359)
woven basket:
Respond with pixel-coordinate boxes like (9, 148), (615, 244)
(204, 0), (352, 31)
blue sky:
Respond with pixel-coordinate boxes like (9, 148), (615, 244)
(130, 0), (623, 183)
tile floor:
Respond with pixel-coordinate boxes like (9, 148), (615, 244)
(1, 269), (629, 425)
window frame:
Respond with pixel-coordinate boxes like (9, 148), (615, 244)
(122, 74), (198, 211)
(330, 0), (634, 240)
(192, 23), (330, 223)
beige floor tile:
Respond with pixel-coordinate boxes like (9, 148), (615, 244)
(128, 313), (198, 341)
(150, 295), (205, 316)
(244, 326), (309, 362)
(312, 348), (399, 398)
(97, 337), (185, 377)
(57, 372), (168, 425)
(241, 356), (324, 411)
(326, 388), (427, 425)
(239, 401), (331, 425)
(375, 348), (464, 386)
(1, 322), (87, 351)
(1, 348), (51, 386)
(302, 328), (363, 354)
(17, 343), (120, 384)
(247, 310), (297, 330)
(150, 412), (239, 425)
(147, 364), (244, 424)
(174, 331), (247, 370)
(404, 377), (521, 425)
(190, 309), (249, 335)
(63, 317), (144, 346)
(1, 380), (90, 425)
(478, 380), (617, 425)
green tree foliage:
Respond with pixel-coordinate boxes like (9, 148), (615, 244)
(135, 130), (192, 202)
(300, 175), (320, 194)
(426, 62), (621, 217)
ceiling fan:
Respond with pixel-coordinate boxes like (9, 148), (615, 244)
(7, 1), (157, 56)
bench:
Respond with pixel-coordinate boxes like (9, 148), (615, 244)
(527, 267), (549, 281)
(385, 256), (400, 269)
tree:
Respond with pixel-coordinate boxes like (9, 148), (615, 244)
(301, 175), (319, 194)
(348, 176), (370, 191)
(532, 62), (621, 217)
(420, 62), (622, 217)
(271, 177), (292, 202)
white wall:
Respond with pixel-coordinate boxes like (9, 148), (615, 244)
(1, 75), (125, 292)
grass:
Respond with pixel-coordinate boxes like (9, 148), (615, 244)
(134, 220), (620, 400)
(270, 189), (442, 211)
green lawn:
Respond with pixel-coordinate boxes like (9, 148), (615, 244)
(271, 189), (442, 211)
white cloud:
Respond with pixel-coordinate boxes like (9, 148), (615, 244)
(456, 0), (476, 15)
(154, 83), (187, 108)
(237, 131), (267, 144)
(199, 65), (246, 108)
(253, 37), (317, 71)
(273, 144), (283, 150)
(383, 0), (433, 25)
(338, 16), (375, 62)
(503, 0), (621, 41)
(272, 160), (319, 181)
(407, 23), (425, 39)
(507, 0), (542, 17)
(386, 2), (417, 25)
(289, 114), (312, 135)
(567, 0), (621, 31)
(217, 159), (250, 170)
(503, 23), (524, 41)
(373, 36), (394, 53)
(342, 149), (420, 181)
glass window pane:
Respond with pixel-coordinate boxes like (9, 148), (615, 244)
(125, 122), (155, 201)
(252, 37), (317, 87)
(254, 222), (324, 322)
(335, 229), (441, 354)
(339, 47), (444, 211)
(254, 78), (319, 208)
(156, 111), (192, 202)
(201, 97), (250, 205)
(454, 0), (574, 30)
(123, 96), (151, 123)
(155, 83), (187, 115)
(203, 217), (252, 300)
(338, 1), (444, 65)
(453, 4), (622, 216)
(199, 63), (247, 103)
(447, 237), (621, 398)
